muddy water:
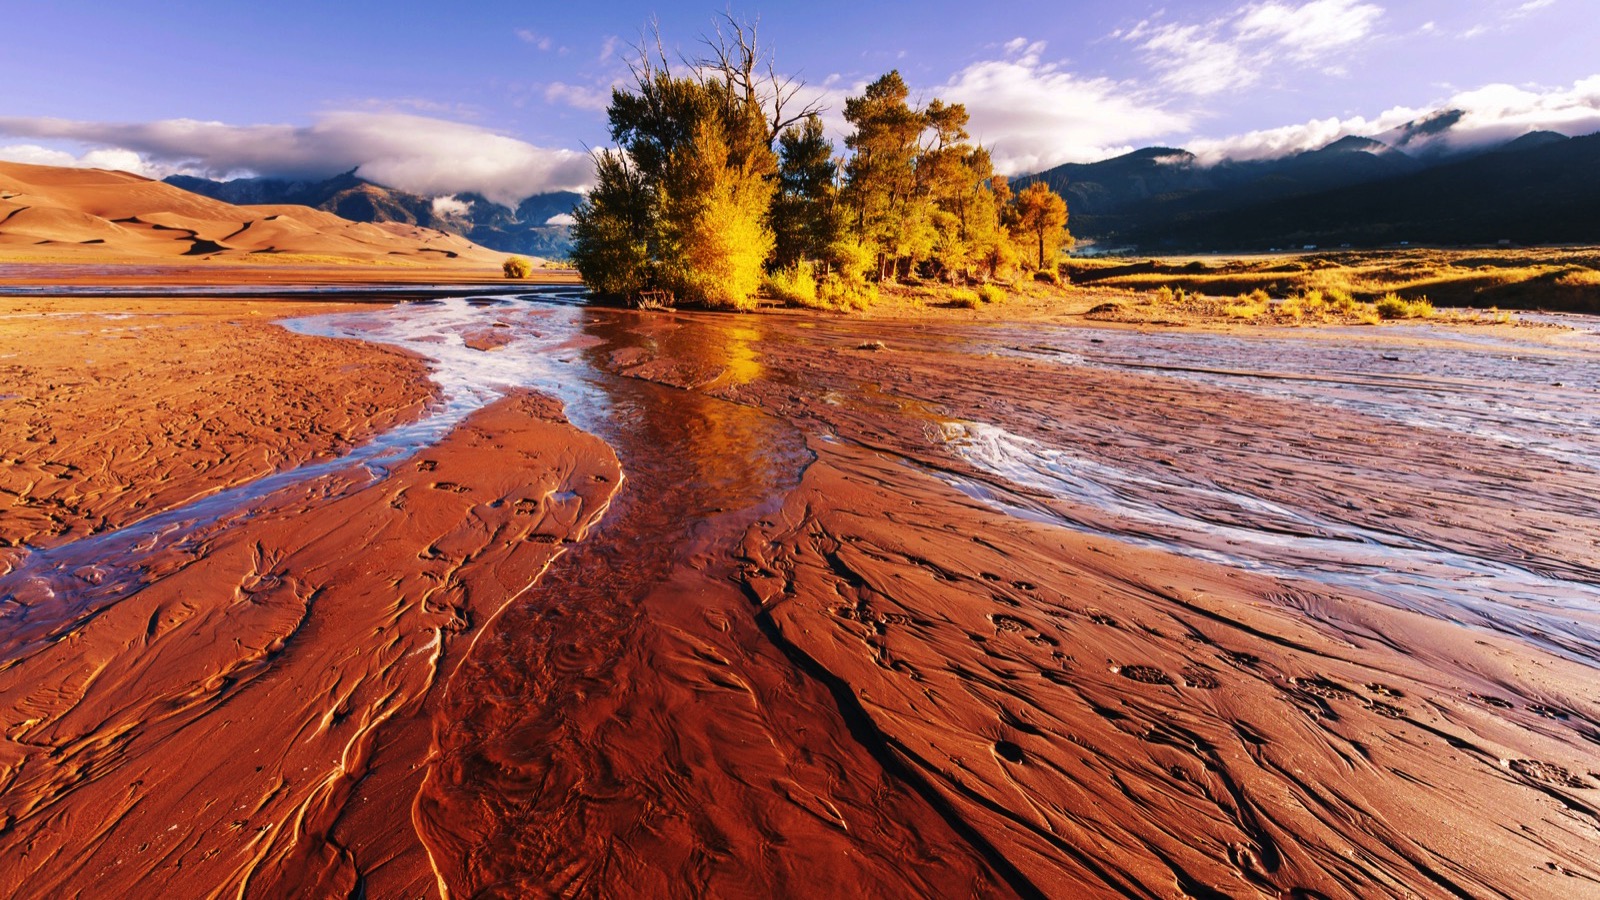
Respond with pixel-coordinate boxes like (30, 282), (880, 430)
(945, 322), (1600, 665)
(7, 289), (1600, 897)
(331, 305), (1001, 895)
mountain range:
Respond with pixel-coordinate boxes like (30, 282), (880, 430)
(165, 171), (581, 260)
(161, 112), (1600, 257)
(1015, 121), (1599, 251)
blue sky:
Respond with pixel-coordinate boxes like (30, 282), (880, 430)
(3, 1), (1597, 203)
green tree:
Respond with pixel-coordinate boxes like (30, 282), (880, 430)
(1011, 181), (1071, 272)
(570, 150), (652, 297)
(772, 114), (838, 269)
(841, 71), (928, 281)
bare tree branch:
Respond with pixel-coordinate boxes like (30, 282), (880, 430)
(695, 11), (825, 145)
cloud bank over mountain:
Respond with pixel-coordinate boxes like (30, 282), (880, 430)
(0, 112), (591, 206)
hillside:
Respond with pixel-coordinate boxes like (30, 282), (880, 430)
(166, 172), (581, 258)
(1014, 138), (1424, 244)
(0, 161), (507, 265)
(1014, 127), (1599, 251)
(1122, 130), (1600, 250)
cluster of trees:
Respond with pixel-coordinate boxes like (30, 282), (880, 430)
(571, 22), (1071, 309)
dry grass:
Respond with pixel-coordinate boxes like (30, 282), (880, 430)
(1088, 281), (1468, 328)
(1064, 247), (1600, 313)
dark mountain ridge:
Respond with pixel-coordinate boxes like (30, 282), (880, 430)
(1014, 125), (1591, 251)
(1121, 129), (1599, 250)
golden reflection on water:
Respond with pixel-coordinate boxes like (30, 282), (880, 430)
(716, 324), (763, 387)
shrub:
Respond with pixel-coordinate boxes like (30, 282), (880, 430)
(1224, 290), (1269, 319)
(1375, 292), (1435, 319)
(1033, 269), (1061, 285)
(817, 275), (878, 311)
(502, 256), (534, 279)
(950, 288), (981, 309)
(764, 263), (819, 308)
(1327, 287), (1357, 313)
(978, 284), (1006, 304)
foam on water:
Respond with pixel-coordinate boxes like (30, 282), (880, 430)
(939, 420), (1600, 666)
(0, 288), (609, 643)
(1000, 324), (1600, 472)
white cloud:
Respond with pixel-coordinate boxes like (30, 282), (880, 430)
(545, 213), (577, 226)
(515, 29), (553, 51)
(1234, 0), (1385, 60)
(1137, 22), (1258, 95)
(1126, 0), (1383, 95)
(544, 81), (615, 111)
(0, 143), (175, 178)
(1187, 113), (1408, 162)
(1186, 75), (1600, 163)
(431, 194), (473, 217)
(0, 112), (594, 205)
(1512, 0), (1555, 16)
(939, 39), (1191, 174)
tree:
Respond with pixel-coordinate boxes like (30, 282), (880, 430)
(570, 17), (825, 309)
(772, 114), (838, 269)
(661, 114), (774, 310)
(841, 71), (928, 281)
(570, 150), (652, 298)
(1011, 181), (1071, 272)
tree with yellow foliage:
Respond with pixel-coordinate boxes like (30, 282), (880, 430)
(571, 17), (806, 309)
(571, 17), (1072, 307)
(1010, 181), (1072, 272)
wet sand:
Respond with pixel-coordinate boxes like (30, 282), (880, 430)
(1, 286), (1598, 898)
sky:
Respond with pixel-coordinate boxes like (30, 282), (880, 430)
(2, 0), (1597, 206)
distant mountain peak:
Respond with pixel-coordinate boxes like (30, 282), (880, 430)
(1499, 130), (1570, 152)
(1316, 135), (1394, 155)
(1124, 146), (1195, 163)
(162, 171), (580, 257)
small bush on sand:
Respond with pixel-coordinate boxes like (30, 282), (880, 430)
(502, 256), (534, 279)
(978, 284), (1006, 304)
(1033, 269), (1061, 285)
(1224, 290), (1269, 319)
(764, 264), (819, 308)
(1375, 292), (1435, 319)
(951, 288), (981, 309)
(1327, 287), (1357, 313)
(817, 275), (878, 312)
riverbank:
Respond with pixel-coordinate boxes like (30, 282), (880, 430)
(1, 285), (1597, 897)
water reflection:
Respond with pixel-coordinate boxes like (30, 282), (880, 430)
(416, 307), (813, 894)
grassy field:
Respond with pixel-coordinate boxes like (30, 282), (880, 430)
(1063, 247), (1600, 313)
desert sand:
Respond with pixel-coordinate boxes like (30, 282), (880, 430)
(0, 275), (1597, 898)
(0, 160), (514, 269)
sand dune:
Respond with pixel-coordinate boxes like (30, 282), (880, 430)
(0, 161), (507, 265)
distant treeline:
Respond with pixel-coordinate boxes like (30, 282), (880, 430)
(571, 19), (1071, 309)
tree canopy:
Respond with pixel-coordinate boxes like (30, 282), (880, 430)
(571, 20), (1072, 309)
